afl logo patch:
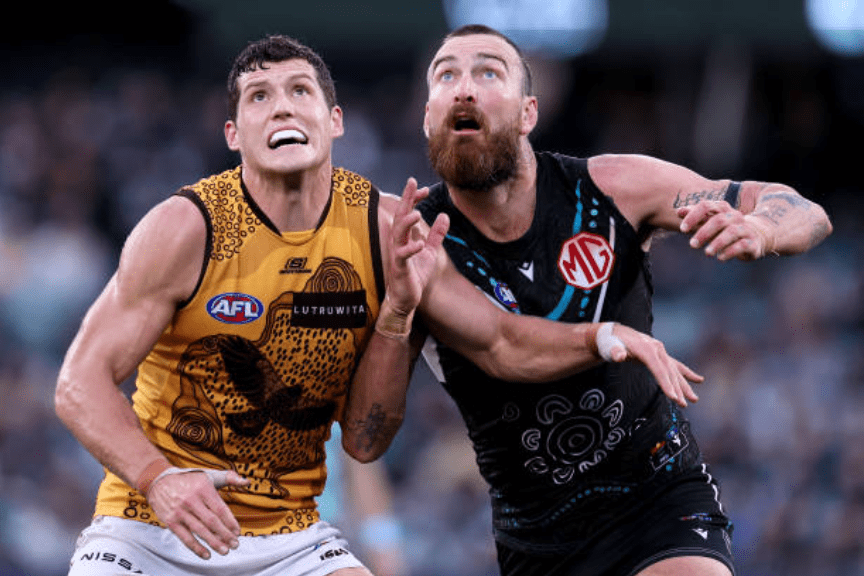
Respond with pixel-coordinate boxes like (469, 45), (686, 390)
(492, 280), (519, 312)
(557, 232), (615, 290)
(207, 293), (264, 324)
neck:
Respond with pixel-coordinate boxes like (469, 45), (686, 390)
(241, 161), (333, 232)
(448, 141), (537, 243)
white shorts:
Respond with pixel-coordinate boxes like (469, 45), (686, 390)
(68, 516), (366, 576)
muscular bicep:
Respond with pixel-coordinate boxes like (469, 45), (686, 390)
(65, 275), (175, 386)
(588, 154), (732, 233)
(59, 196), (207, 388)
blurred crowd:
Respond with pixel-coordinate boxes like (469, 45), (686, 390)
(0, 30), (862, 576)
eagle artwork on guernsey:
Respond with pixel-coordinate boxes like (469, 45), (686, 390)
(166, 257), (368, 498)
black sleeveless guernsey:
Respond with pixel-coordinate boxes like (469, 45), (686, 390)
(418, 152), (711, 554)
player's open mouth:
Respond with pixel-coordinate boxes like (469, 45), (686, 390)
(269, 129), (308, 148)
(453, 117), (481, 132)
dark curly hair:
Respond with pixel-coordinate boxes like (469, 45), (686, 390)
(226, 35), (337, 122)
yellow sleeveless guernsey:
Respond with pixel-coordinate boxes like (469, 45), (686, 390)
(94, 166), (385, 536)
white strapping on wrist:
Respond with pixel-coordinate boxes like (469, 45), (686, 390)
(146, 467), (234, 497)
(596, 322), (625, 362)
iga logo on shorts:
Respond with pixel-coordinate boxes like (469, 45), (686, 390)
(207, 293), (264, 324)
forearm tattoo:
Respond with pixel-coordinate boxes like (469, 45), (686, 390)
(753, 191), (810, 225)
(346, 403), (399, 453)
(753, 188), (829, 248)
(672, 187), (727, 209)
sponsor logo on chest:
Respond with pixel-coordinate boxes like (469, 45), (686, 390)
(292, 290), (368, 328)
(557, 232), (615, 290)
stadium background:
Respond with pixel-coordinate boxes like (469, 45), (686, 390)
(0, 1), (861, 574)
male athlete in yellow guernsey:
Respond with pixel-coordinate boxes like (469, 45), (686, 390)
(54, 36), (428, 576)
(55, 35), (704, 576)
(96, 166), (383, 534)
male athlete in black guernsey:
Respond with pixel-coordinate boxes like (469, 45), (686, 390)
(420, 152), (731, 574)
(416, 25), (832, 576)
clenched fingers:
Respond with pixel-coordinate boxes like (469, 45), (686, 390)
(678, 200), (731, 235)
(678, 202), (765, 261)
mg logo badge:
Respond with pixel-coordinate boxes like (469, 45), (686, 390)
(557, 232), (615, 290)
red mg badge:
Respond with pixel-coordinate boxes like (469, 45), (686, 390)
(557, 232), (615, 289)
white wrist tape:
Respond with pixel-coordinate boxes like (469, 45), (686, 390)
(596, 322), (625, 362)
(150, 467), (233, 493)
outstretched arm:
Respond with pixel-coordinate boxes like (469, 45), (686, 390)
(421, 260), (703, 407)
(54, 197), (248, 559)
(344, 177), (706, 464)
(587, 153), (833, 260)
(342, 179), (449, 462)
(389, 181), (705, 407)
(678, 181), (832, 260)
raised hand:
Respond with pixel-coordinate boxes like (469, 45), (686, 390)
(385, 178), (450, 314)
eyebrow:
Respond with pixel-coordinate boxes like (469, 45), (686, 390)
(241, 71), (317, 93)
(240, 78), (270, 93)
(430, 52), (510, 75)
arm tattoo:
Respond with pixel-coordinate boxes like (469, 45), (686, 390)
(672, 187), (726, 209)
(753, 191), (813, 225)
(346, 403), (399, 453)
(753, 204), (788, 225)
(760, 191), (811, 208)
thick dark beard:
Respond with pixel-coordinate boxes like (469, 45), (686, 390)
(428, 122), (519, 192)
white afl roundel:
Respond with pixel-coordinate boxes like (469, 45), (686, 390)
(557, 232), (615, 290)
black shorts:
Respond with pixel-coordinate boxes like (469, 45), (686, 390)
(495, 465), (735, 576)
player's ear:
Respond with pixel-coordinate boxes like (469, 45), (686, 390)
(520, 96), (538, 136)
(225, 120), (240, 151)
(330, 105), (344, 139)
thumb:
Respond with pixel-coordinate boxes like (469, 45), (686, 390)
(204, 469), (249, 489)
